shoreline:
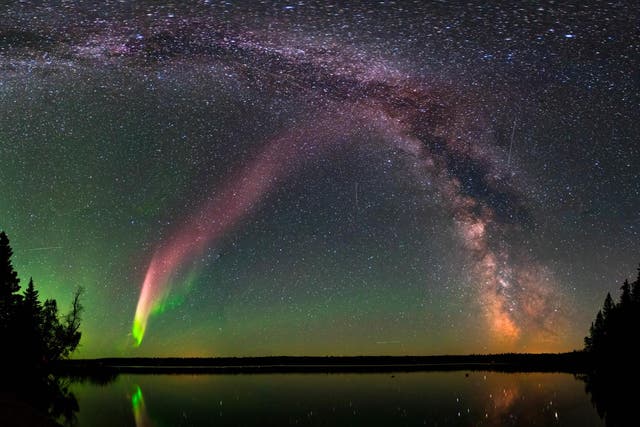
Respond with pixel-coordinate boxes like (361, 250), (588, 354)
(55, 352), (590, 375)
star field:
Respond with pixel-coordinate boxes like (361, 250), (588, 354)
(0, 1), (638, 357)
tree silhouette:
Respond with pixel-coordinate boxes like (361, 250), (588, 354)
(620, 279), (631, 307)
(584, 262), (640, 364)
(631, 266), (640, 303)
(602, 292), (614, 322)
(19, 278), (43, 365)
(0, 232), (21, 297)
(0, 231), (22, 364)
(0, 231), (83, 368)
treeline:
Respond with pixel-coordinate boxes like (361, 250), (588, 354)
(584, 264), (640, 362)
(0, 231), (82, 368)
(57, 353), (589, 376)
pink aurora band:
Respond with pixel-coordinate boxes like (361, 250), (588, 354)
(132, 111), (359, 346)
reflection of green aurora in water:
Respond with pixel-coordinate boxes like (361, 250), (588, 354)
(131, 385), (153, 427)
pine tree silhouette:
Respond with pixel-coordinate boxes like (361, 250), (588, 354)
(0, 231), (23, 364)
(0, 231), (20, 296)
(584, 263), (640, 364)
(0, 231), (83, 368)
(620, 280), (631, 307)
(631, 265), (640, 304)
(19, 278), (44, 364)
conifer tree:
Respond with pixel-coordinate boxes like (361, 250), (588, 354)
(620, 279), (631, 308)
(631, 265), (640, 304)
(584, 263), (640, 364)
(602, 292), (614, 322)
(592, 310), (604, 350)
(21, 278), (44, 363)
(0, 231), (20, 293)
(0, 231), (22, 362)
(0, 231), (83, 367)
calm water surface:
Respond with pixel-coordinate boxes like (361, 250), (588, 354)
(70, 372), (602, 426)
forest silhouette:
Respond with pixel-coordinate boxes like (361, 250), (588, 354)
(0, 231), (84, 425)
(583, 266), (640, 363)
(0, 231), (83, 368)
(580, 263), (640, 427)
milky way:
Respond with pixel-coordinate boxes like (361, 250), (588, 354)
(103, 19), (567, 347)
(2, 1), (638, 356)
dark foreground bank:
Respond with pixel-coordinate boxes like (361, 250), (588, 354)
(55, 352), (590, 375)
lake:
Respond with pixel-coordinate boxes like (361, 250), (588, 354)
(68, 371), (604, 426)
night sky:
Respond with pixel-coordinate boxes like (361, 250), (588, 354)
(1, 1), (638, 358)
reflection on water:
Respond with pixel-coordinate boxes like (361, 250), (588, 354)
(130, 385), (153, 427)
(580, 372), (637, 427)
(65, 371), (605, 426)
(0, 374), (79, 426)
